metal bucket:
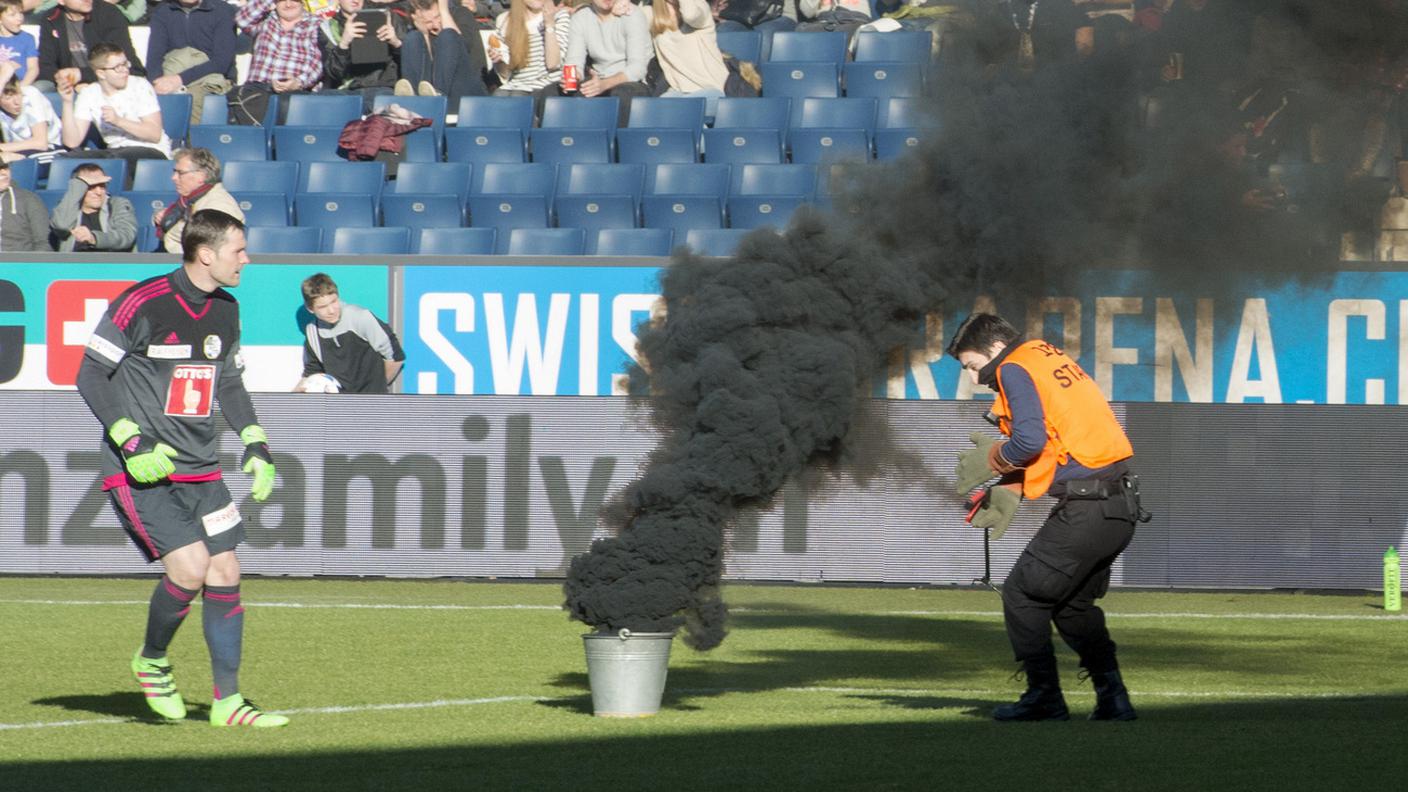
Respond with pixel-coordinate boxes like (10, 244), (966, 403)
(582, 629), (674, 717)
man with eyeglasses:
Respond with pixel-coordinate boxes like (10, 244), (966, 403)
(50, 162), (137, 251)
(59, 42), (172, 182)
(154, 147), (243, 255)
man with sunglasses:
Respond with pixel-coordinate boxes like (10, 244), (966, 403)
(50, 162), (136, 251)
(59, 42), (172, 181)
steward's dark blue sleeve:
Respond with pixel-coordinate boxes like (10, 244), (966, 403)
(996, 362), (1046, 466)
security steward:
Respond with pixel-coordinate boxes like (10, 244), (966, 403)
(949, 313), (1150, 722)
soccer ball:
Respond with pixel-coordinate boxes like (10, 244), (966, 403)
(296, 373), (342, 393)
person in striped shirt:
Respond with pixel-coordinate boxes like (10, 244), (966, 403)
(491, 0), (571, 102)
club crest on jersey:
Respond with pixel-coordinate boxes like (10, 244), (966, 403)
(203, 335), (222, 360)
(164, 364), (216, 417)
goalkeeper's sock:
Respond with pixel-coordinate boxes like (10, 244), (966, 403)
(141, 576), (199, 659)
(202, 584), (243, 700)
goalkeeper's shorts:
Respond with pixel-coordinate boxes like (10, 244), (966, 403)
(108, 478), (245, 562)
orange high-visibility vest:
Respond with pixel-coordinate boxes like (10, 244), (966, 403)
(990, 339), (1133, 499)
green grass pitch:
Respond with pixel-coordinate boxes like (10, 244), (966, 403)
(2, 578), (1405, 791)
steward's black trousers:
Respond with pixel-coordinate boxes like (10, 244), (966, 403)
(1001, 495), (1137, 672)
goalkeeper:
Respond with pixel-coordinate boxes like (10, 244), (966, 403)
(75, 210), (287, 729)
(948, 313), (1148, 724)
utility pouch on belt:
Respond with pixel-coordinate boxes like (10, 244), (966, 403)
(1065, 479), (1107, 500)
(1121, 475), (1154, 524)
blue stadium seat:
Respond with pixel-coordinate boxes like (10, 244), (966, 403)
(124, 191), (170, 234)
(556, 163), (645, 203)
(322, 226), (412, 254)
(628, 97), (706, 138)
(294, 193), (377, 228)
(540, 97), (620, 129)
(47, 158), (128, 191)
(554, 195), (638, 232)
(645, 162), (731, 199)
(641, 195), (723, 232)
(42, 91), (61, 120)
(701, 128), (784, 164)
(715, 30), (762, 64)
(136, 223), (158, 253)
(415, 226), (497, 255)
(298, 161), (386, 198)
(731, 163), (816, 199)
(789, 129), (872, 164)
(247, 225), (322, 254)
(853, 30), (932, 64)
(759, 63), (840, 122)
(713, 97), (791, 131)
(7, 157), (37, 190)
(157, 93), (192, 146)
(35, 189), (65, 212)
(400, 130), (442, 162)
(766, 31), (847, 64)
(198, 94), (229, 125)
(727, 195), (805, 229)
(131, 159), (175, 192)
(843, 62), (924, 99)
(466, 195), (550, 232)
(616, 128), (698, 164)
(274, 126), (346, 162)
(233, 191), (293, 225)
(879, 96), (935, 130)
(528, 127), (613, 165)
(392, 162), (472, 202)
(284, 94), (363, 128)
(502, 227), (586, 255)
(190, 125), (270, 162)
(444, 127), (527, 164)
(684, 227), (751, 257)
(372, 95), (448, 143)
(222, 161), (299, 197)
(472, 162), (555, 199)
(381, 193), (465, 228)
(798, 97), (878, 139)
(456, 96), (534, 130)
(589, 227), (673, 256)
(874, 128), (929, 160)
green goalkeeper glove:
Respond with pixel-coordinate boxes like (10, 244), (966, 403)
(971, 485), (1021, 541)
(239, 425), (276, 503)
(954, 432), (1000, 495)
(109, 418), (178, 484)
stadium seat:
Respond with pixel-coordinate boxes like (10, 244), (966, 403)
(247, 225), (322, 254)
(797, 97), (879, 140)
(616, 128), (698, 164)
(472, 162), (555, 200)
(381, 193), (466, 228)
(124, 191), (171, 234)
(715, 30), (762, 64)
(528, 127), (614, 166)
(502, 227), (586, 255)
(156, 93), (192, 146)
(645, 162), (730, 199)
(42, 91), (61, 120)
(628, 97), (706, 139)
(466, 195), (550, 232)
(6, 157), (37, 190)
(641, 195), (723, 232)
(35, 189), (65, 212)
(879, 96), (936, 130)
(198, 94), (229, 125)
(759, 63), (841, 122)
(372, 94), (448, 143)
(131, 159), (175, 192)
(684, 227), (750, 256)
(853, 30), (932, 64)
(540, 97), (620, 129)
(298, 161), (386, 198)
(789, 129), (872, 164)
(701, 128), (784, 164)
(294, 193), (377, 228)
(874, 128), (928, 160)
(135, 222), (158, 253)
(556, 163), (645, 204)
(554, 195), (639, 232)
(222, 161), (299, 197)
(727, 195), (805, 229)
(47, 158), (128, 191)
(190, 125), (270, 162)
(284, 94), (363, 128)
(843, 62), (924, 99)
(233, 191), (293, 225)
(321, 226), (412, 254)
(767, 31), (847, 64)
(589, 227), (673, 256)
(392, 162), (473, 202)
(456, 95), (534, 130)
(444, 127), (527, 164)
(731, 163), (817, 199)
(274, 125), (346, 162)
(712, 97), (791, 132)
(400, 130), (442, 162)
(415, 226), (497, 255)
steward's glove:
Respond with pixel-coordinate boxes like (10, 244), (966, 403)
(109, 418), (177, 484)
(971, 485), (1021, 541)
(954, 432), (1001, 494)
(239, 425), (276, 502)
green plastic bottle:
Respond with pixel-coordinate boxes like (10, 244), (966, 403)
(1386, 547), (1402, 613)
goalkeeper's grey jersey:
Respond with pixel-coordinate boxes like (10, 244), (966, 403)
(83, 269), (246, 481)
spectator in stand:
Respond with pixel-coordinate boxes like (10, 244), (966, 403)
(319, 0), (408, 109)
(0, 0), (39, 88)
(712, 0), (796, 38)
(37, 0), (146, 94)
(975, 0), (1093, 74)
(60, 43), (171, 177)
(153, 146), (243, 255)
(646, 0), (727, 116)
(0, 63), (63, 163)
(146, 0), (239, 125)
(50, 162), (136, 251)
(387, 0), (489, 104)
(564, 0), (652, 126)
(1154, 0), (1253, 98)
(795, 0), (869, 39)
(236, 0), (324, 97)
(298, 272), (406, 394)
(490, 0), (570, 104)
(31, 0), (148, 23)
(0, 160), (50, 250)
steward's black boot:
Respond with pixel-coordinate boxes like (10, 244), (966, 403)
(993, 660), (1069, 722)
(1087, 669), (1137, 721)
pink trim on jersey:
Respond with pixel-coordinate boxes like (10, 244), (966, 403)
(163, 577), (197, 602)
(114, 485), (158, 558)
(171, 471), (224, 483)
(204, 589), (241, 602)
(114, 280), (174, 330)
(174, 293), (212, 321)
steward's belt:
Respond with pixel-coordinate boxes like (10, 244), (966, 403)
(1062, 478), (1122, 499)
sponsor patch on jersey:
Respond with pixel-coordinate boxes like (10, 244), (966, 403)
(201, 502), (241, 537)
(147, 344), (192, 359)
(163, 364), (217, 418)
(203, 335), (222, 360)
(86, 334), (126, 365)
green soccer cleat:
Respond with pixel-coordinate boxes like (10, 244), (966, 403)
(131, 651), (187, 720)
(210, 694), (289, 728)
